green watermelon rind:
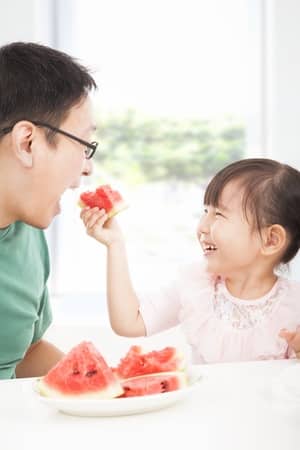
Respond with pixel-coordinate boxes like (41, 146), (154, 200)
(120, 371), (188, 398)
(106, 200), (129, 218)
(36, 341), (124, 399)
(79, 198), (128, 218)
(36, 377), (124, 399)
(120, 370), (187, 383)
(36, 370), (187, 400)
(35, 342), (188, 400)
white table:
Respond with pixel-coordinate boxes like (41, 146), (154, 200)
(1, 359), (300, 450)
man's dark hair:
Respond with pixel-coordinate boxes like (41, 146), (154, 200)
(0, 41), (97, 134)
(204, 158), (300, 264)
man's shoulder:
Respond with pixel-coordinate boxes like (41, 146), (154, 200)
(0, 221), (49, 273)
(1, 220), (45, 237)
(15, 221), (45, 234)
(0, 221), (47, 250)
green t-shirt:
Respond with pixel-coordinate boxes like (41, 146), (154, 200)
(0, 221), (52, 379)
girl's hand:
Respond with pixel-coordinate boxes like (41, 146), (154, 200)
(80, 207), (124, 247)
(279, 328), (300, 359)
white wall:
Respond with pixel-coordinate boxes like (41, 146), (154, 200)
(265, 0), (300, 167)
(1, 0), (299, 163)
(0, 0), (55, 45)
(263, 0), (300, 279)
(0, 0), (36, 44)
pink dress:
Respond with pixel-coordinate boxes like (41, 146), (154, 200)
(139, 262), (300, 364)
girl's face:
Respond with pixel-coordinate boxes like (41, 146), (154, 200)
(197, 180), (264, 277)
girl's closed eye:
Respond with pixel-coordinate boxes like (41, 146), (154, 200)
(215, 210), (224, 218)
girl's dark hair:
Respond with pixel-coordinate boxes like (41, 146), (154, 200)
(204, 158), (300, 264)
(0, 41), (97, 135)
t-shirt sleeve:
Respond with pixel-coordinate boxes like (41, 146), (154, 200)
(32, 286), (52, 343)
(139, 279), (181, 336)
(0, 223), (53, 379)
(138, 260), (213, 336)
(137, 260), (189, 336)
(0, 289), (52, 380)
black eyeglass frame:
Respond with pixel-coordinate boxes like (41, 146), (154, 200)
(0, 120), (98, 159)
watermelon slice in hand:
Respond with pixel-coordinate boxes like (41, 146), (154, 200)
(37, 341), (123, 399)
(113, 345), (185, 380)
(79, 184), (128, 219)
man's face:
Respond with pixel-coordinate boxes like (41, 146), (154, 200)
(22, 96), (96, 228)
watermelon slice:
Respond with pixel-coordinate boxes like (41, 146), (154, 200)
(120, 371), (187, 398)
(79, 184), (128, 219)
(37, 341), (123, 399)
(113, 345), (185, 380)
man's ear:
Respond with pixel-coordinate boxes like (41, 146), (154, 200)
(10, 121), (36, 168)
(261, 224), (287, 256)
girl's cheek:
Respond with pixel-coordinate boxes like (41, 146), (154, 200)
(196, 219), (204, 237)
(210, 222), (218, 240)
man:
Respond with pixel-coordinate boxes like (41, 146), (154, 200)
(0, 42), (98, 379)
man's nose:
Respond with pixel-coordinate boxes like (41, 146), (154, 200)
(82, 158), (93, 176)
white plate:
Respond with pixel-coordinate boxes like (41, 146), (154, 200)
(33, 366), (202, 417)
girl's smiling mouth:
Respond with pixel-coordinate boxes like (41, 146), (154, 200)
(202, 242), (218, 255)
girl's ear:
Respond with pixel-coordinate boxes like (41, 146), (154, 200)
(10, 121), (35, 168)
(261, 224), (287, 256)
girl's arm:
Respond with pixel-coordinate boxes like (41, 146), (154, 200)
(80, 207), (146, 337)
(107, 240), (146, 336)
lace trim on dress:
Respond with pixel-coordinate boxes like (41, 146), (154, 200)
(212, 277), (287, 329)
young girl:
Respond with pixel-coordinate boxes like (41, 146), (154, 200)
(81, 158), (300, 363)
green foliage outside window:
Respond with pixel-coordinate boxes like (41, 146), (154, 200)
(95, 110), (245, 185)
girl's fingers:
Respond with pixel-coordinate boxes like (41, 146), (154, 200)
(279, 329), (296, 343)
(279, 329), (300, 355)
(87, 211), (108, 229)
(80, 206), (91, 220)
(80, 208), (106, 226)
(80, 208), (95, 223)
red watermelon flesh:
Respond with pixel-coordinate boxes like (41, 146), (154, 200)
(113, 345), (185, 380)
(37, 341), (123, 399)
(79, 184), (128, 218)
(120, 371), (187, 398)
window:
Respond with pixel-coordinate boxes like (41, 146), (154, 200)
(46, 0), (264, 323)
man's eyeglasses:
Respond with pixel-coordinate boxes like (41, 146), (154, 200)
(0, 120), (98, 159)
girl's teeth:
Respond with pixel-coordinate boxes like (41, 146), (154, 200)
(205, 245), (217, 251)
